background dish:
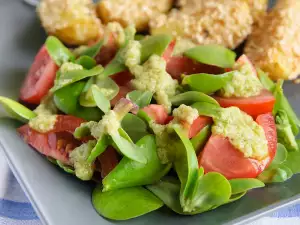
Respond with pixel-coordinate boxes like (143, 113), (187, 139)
(2, 0), (300, 225)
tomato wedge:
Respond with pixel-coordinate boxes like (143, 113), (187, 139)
(17, 115), (85, 164)
(95, 34), (118, 66)
(98, 146), (119, 178)
(20, 45), (59, 104)
(166, 56), (222, 80)
(111, 85), (133, 106)
(198, 113), (277, 179)
(162, 40), (176, 62)
(188, 116), (212, 139)
(142, 104), (169, 125)
(214, 89), (276, 118)
(235, 54), (257, 76)
(110, 71), (133, 86)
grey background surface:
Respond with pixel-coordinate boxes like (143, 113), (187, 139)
(1, 0), (300, 225)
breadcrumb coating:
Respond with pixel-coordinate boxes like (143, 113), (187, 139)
(245, 0), (300, 80)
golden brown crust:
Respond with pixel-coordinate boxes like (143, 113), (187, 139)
(245, 0), (300, 80)
(96, 0), (173, 32)
(37, 0), (103, 45)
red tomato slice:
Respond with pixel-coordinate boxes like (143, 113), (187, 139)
(111, 85), (133, 106)
(142, 104), (169, 125)
(235, 54), (257, 76)
(17, 115), (85, 164)
(20, 45), (59, 104)
(110, 71), (133, 86)
(166, 56), (222, 80)
(188, 116), (212, 138)
(162, 40), (176, 62)
(198, 113), (277, 179)
(214, 89), (275, 118)
(98, 146), (119, 178)
(95, 34), (118, 66)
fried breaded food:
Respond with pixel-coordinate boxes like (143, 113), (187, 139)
(150, 0), (253, 49)
(37, 0), (102, 45)
(245, 0), (300, 80)
(96, 0), (173, 32)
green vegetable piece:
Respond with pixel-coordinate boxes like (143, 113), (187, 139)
(0, 96), (37, 122)
(110, 132), (147, 164)
(273, 80), (300, 135)
(140, 34), (172, 63)
(191, 125), (211, 154)
(75, 56), (97, 69)
(282, 149), (300, 174)
(53, 82), (103, 121)
(170, 91), (219, 106)
(45, 36), (75, 66)
(103, 135), (171, 191)
(268, 143), (288, 169)
(229, 178), (265, 195)
(182, 72), (234, 94)
(126, 90), (153, 108)
(92, 85), (111, 113)
(52, 65), (104, 92)
(184, 172), (231, 213)
(92, 186), (163, 220)
(121, 113), (149, 142)
(87, 134), (110, 163)
(191, 102), (221, 118)
(78, 39), (104, 58)
(137, 109), (152, 123)
(173, 127), (199, 209)
(184, 45), (236, 68)
(275, 110), (299, 151)
(56, 160), (75, 174)
(228, 192), (247, 203)
(134, 34), (145, 41)
(257, 68), (275, 92)
(258, 165), (293, 183)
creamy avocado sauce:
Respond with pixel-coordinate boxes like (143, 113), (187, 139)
(212, 107), (268, 160)
(220, 64), (263, 98)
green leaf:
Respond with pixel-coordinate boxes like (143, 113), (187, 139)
(75, 56), (97, 69)
(258, 165), (293, 183)
(87, 134), (110, 163)
(45, 36), (75, 66)
(137, 109), (152, 123)
(182, 72), (234, 94)
(135, 34), (145, 41)
(121, 113), (149, 142)
(191, 102), (221, 118)
(273, 80), (300, 135)
(228, 192), (247, 203)
(170, 91), (219, 106)
(110, 132), (147, 164)
(53, 82), (103, 121)
(229, 178), (265, 195)
(191, 125), (211, 154)
(140, 34), (172, 63)
(56, 160), (75, 174)
(184, 45), (236, 68)
(268, 143), (288, 169)
(126, 90), (153, 108)
(103, 135), (171, 191)
(257, 68), (275, 92)
(92, 186), (163, 220)
(51, 66), (104, 92)
(92, 85), (111, 113)
(183, 172), (231, 213)
(0, 96), (37, 122)
(78, 39), (104, 58)
(173, 127), (199, 209)
(282, 150), (300, 174)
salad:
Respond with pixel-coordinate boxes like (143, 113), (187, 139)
(1, 23), (300, 220)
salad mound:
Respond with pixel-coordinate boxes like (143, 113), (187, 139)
(1, 24), (300, 220)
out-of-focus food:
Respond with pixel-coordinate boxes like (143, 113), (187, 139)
(37, 0), (102, 45)
(150, 0), (253, 49)
(96, 0), (173, 32)
(243, 0), (268, 26)
(245, 0), (300, 80)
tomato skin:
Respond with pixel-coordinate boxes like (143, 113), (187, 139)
(188, 116), (212, 138)
(98, 146), (119, 178)
(110, 71), (133, 86)
(166, 56), (222, 80)
(235, 54), (257, 76)
(162, 40), (176, 62)
(111, 85), (133, 106)
(142, 104), (169, 125)
(198, 113), (277, 179)
(95, 34), (118, 66)
(54, 115), (86, 133)
(214, 89), (275, 117)
(20, 45), (59, 104)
